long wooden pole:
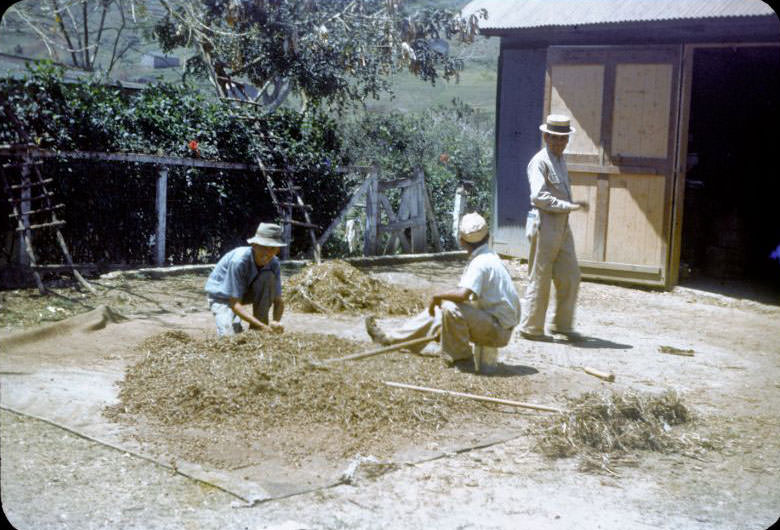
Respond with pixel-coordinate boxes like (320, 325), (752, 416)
(383, 381), (564, 414)
(319, 334), (439, 365)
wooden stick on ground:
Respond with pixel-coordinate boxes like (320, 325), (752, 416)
(583, 366), (615, 382)
(383, 381), (564, 414)
(312, 333), (439, 367)
(658, 345), (695, 357)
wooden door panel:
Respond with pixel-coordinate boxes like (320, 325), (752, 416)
(546, 46), (681, 287)
(612, 64), (674, 159)
(604, 173), (666, 266)
(550, 64), (605, 158)
(569, 172), (599, 259)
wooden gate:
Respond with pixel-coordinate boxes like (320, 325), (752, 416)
(318, 167), (440, 256)
(546, 46), (683, 287)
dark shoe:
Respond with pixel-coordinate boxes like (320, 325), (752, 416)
(365, 316), (391, 345)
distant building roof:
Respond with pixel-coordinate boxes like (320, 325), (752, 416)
(462, 0), (777, 31)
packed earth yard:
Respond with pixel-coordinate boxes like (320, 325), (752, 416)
(1, 257), (779, 530)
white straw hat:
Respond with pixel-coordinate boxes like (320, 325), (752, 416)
(459, 212), (489, 243)
(539, 114), (575, 135)
(247, 222), (286, 247)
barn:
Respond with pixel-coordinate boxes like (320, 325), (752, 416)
(463, 0), (780, 290)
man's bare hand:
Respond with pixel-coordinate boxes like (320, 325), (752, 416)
(574, 200), (589, 211)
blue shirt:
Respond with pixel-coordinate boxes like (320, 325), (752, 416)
(204, 247), (282, 302)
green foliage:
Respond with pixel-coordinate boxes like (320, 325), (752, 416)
(340, 99), (493, 251)
(152, 0), (485, 112)
(1, 62), (348, 264)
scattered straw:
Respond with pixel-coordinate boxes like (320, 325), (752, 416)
(535, 390), (709, 475)
(283, 260), (427, 316)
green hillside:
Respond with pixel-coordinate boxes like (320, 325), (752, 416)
(0, 0), (498, 115)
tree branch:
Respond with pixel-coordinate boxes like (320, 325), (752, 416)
(82, 0), (90, 68)
(49, 0), (81, 67)
(91, 0), (110, 68)
(107, 0), (127, 74)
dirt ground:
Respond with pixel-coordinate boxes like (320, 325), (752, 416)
(1, 257), (779, 530)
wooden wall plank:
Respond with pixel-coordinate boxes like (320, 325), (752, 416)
(593, 174), (610, 261)
(492, 47), (548, 259)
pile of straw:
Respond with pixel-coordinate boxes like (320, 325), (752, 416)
(284, 260), (427, 315)
(536, 390), (704, 474)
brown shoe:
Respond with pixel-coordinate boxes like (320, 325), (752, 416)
(519, 330), (549, 342)
(549, 329), (584, 342)
(365, 316), (391, 345)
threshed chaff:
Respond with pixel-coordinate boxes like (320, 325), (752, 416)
(104, 330), (537, 465)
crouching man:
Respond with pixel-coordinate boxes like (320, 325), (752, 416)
(365, 212), (521, 366)
(205, 222), (286, 337)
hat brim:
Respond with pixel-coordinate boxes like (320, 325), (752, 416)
(247, 236), (287, 247)
(539, 124), (575, 135)
(460, 226), (489, 243)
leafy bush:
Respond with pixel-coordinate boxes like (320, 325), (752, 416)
(1, 62), (347, 264)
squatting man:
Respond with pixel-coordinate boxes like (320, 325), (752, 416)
(205, 222), (286, 337)
(365, 212), (521, 368)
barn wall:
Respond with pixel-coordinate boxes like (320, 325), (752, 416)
(491, 46), (547, 258)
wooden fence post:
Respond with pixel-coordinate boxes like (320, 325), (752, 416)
(281, 205), (292, 261)
(411, 167), (426, 252)
(363, 167), (378, 256)
(423, 180), (442, 253)
(16, 155), (31, 266)
(452, 185), (467, 242)
(155, 166), (168, 266)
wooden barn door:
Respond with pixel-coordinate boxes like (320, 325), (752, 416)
(545, 46), (682, 287)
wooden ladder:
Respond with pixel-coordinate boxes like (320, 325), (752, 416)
(254, 157), (321, 263)
(1, 143), (95, 294)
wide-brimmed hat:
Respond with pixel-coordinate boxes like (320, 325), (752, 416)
(459, 212), (489, 243)
(539, 114), (576, 135)
(247, 222), (286, 247)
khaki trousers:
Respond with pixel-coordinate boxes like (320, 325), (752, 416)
(520, 211), (580, 335)
(385, 301), (513, 362)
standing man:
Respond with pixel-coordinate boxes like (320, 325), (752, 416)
(365, 212), (521, 367)
(519, 114), (588, 341)
(205, 222), (286, 337)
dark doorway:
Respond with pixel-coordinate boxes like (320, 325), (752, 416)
(680, 46), (780, 303)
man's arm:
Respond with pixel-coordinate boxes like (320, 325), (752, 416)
(272, 298), (284, 322)
(429, 287), (473, 316)
(528, 158), (580, 213)
(228, 297), (279, 332)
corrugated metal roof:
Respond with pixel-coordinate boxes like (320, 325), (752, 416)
(462, 0), (777, 30)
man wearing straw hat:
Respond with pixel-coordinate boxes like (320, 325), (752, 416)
(205, 222), (286, 337)
(519, 114), (588, 341)
(365, 212), (520, 370)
